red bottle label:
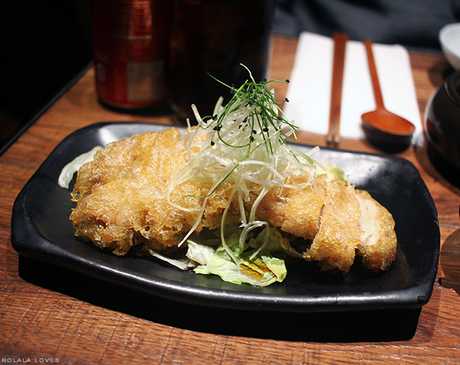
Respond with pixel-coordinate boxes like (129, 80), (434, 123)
(93, 0), (169, 108)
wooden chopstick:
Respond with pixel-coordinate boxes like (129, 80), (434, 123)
(326, 33), (349, 148)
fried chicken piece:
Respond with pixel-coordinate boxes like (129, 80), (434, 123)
(259, 173), (397, 272)
(356, 190), (397, 272)
(70, 128), (208, 254)
(70, 129), (397, 273)
(255, 174), (327, 240)
(303, 177), (362, 272)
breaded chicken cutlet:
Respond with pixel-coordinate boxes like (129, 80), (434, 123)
(70, 128), (397, 273)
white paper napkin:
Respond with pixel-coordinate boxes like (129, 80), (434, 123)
(283, 32), (422, 141)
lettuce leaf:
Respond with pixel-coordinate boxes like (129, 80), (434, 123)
(186, 235), (287, 287)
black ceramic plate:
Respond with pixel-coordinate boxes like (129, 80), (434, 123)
(12, 122), (440, 313)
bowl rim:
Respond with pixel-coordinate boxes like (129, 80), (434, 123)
(440, 23), (460, 58)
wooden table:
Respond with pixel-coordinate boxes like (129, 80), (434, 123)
(1, 35), (460, 364)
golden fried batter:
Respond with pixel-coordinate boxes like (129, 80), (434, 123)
(356, 190), (397, 272)
(303, 178), (362, 272)
(70, 128), (397, 272)
(71, 128), (205, 254)
(255, 174), (327, 240)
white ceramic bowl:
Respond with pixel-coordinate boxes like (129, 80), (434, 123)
(440, 23), (460, 70)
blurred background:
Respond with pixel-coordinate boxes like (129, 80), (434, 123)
(1, 0), (459, 154)
(0, 1), (93, 154)
(275, 0), (460, 52)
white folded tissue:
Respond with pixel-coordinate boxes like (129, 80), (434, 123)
(283, 32), (422, 141)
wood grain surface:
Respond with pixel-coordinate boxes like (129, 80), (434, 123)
(1, 36), (460, 364)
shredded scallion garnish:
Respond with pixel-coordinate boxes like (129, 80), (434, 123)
(167, 65), (319, 269)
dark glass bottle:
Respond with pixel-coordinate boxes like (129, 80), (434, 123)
(169, 0), (276, 122)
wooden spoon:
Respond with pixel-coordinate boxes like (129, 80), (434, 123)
(361, 40), (416, 151)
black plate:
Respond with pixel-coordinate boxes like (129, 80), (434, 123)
(12, 122), (440, 313)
